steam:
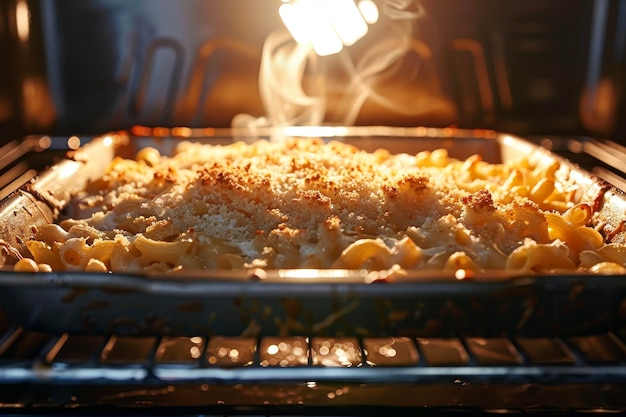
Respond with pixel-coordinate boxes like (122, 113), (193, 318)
(231, 31), (326, 134)
(334, 1), (427, 124)
(231, 0), (429, 134)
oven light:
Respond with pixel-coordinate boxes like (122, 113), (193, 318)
(15, 0), (30, 42)
(319, 0), (368, 47)
(357, 0), (379, 24)
(279, 0), (377, 56)
(279, 0), (343, 56)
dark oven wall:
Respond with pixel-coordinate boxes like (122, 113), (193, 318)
(0, 0), (625, 142)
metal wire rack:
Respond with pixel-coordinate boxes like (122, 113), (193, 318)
(0, 313), (625, 414)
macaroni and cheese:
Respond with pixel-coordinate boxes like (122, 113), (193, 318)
(12, 137), (626, 275)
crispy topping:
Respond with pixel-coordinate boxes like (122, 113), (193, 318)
(61, 137), (579, 270)
(462, 190), (495, 211)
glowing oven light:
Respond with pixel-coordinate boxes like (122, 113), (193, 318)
(279, 0), (378, 56)
(358, 0), (379, 24)
(320, 0), (368, 47)
(16, 0), (30, 42)
(279, 0), (343, 56)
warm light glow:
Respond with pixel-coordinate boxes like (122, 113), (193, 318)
(320, 0), (368, 46)
(455, 269), (475, 280)
(67, 136), (80, 149)
(16, 0), (30, 42)
(379, 345), (397, 358)
(37, 136), (52, 150)
(279, 0), (343, 56)
(101, 135), (113, 147)
(282, 125), (351, 138)
(189, 346), (201, 359)
(278, 3), (309, 45)
(279, 0), (377, 56)
(57, 161), (80, 179)
(358, 0), (379, 24)
(236, 0), (417, 132)
(172, 127), (192, 137)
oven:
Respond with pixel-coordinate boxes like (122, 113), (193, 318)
(1, 0), (626, 415)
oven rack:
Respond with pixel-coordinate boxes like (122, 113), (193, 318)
(0, 318), (626, 413)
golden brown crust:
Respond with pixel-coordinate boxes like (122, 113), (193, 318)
(49, 137), (584, 271)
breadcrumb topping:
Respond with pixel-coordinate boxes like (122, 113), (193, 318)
(66, 137), (560, 269)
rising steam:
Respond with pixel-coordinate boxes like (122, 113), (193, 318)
(231, 0), (431, 134)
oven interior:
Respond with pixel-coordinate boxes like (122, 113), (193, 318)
(1, 0), (626, 414)
(1, 0), (626, 140)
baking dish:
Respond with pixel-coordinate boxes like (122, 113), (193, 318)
(0, 126), (624, 338)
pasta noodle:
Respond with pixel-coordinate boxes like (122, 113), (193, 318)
(10, 137), (626, 275)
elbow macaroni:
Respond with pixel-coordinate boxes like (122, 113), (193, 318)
(10, 137), (626, 275)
